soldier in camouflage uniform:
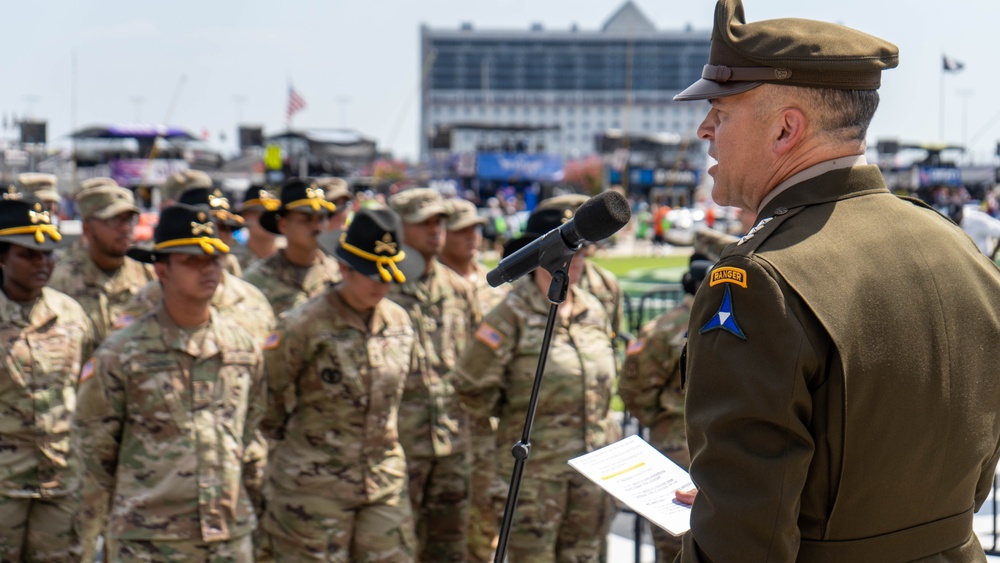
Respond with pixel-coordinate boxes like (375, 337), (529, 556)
(244, 178), (342, 316)
(17, 172), (62, 222)
(388, 188), (480, 562)
(439, 197), (508, 562)
(454, 206), (619, 563)
(0, 194), (95, 561)
(693, 227), (739, 262)
(619, 258), (711, 562)
(74, 204), (265, 562)
(261, 207), (424, 562)
(317, 177), (353, 232)
(164, 172), (243, 277)
(49, 181), (155, 342)
(234, 188), (280, 272)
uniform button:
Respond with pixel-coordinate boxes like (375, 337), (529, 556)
(774, 207), (788, 215)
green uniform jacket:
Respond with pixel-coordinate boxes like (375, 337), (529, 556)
(454, 279), (618, 478)
(73, 307), (265, 542)
(0, 288), (94, 498)
(388, 261), (480, 459)
(48, 254), (156, 343)
(681, 165), (1000, 563)
(242, 249), (342, 317)
(261, 287), (416, 505)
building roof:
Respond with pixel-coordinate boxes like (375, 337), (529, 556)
(602, 1), (656, 33)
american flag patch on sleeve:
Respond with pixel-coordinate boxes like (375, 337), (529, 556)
(263, 331), (282, 350)
(475, 323), (505, 350)
(626, 338), (646, 356)
(79, 358), (96, 384)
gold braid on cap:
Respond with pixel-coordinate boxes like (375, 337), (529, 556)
(0, 224), (62, 244)
(338, 232), (407, 283)
(286, 186), (336, 213)
(154, 237), (230, 255)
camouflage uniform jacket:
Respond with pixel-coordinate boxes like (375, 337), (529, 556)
(388, 260), (480, 459)
(579, 260), (625, 339)
(242, 249), (342, 317)
(454, 279), (617, 478)
(117, 271), (276, 343)
(620, 294), (692, 456)
(0, 287), (94, 498)
(261, 287), (417, 504)
(470, 261), (509, 316)
(73, 306), (265, 542)
(48, 254), (156, 342)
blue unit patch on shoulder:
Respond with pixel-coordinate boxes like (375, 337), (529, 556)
(699, 285), (747, 340)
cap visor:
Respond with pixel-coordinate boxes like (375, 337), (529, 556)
(674, 79), (763, 101)
(316, 229), (343, 257)
(447, 216), (489, 231)
(403, 206), (449, 224)
(93, 202), (141, 220)
(334, 243), (424, 284)
(0, 234), (70, 251)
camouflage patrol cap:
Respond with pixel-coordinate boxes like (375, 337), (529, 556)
(76, 185), (140, 220)
(389, 188), (448, 224)
(16, 173), (60, 204)
(536, 193), (589, 213)
(675, 0), (899, 101)
(0, 195), (66, 250)
(445, 199), (487, 231)
(126, 204), (229, 263)
(161, 169), (213, 203)
(77, 177), (119, 195)
(316, 177), (351, 203)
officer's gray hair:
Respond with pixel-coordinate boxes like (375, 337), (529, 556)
(757, 85), (880, 144)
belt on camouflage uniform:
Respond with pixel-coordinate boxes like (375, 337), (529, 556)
(797, 507), (973, 563)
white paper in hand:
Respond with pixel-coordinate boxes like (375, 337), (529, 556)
(568, 434), (693, 536)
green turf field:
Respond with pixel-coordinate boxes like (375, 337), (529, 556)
(484, 254), (690, 293)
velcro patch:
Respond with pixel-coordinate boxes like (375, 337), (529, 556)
(262, 331), (282, 350)
(79, 358), (96, 384)
(626, 338), (646, 356)
(709, 267), (747, 289)
(475, 323), (505, 350)
(113, 314), (135, 329)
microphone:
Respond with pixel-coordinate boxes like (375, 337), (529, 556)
(487, 191), (631, 287)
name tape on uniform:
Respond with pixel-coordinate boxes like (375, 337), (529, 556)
(709, 267), (747, 289)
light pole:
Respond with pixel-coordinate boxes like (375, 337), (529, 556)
(130, 96), (145, 123)
(334, 96), (351, 128)
(233, 95), (247, 124)
(956, 89), (973, 159)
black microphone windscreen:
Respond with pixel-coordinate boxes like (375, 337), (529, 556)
(574, 191), (632, 242)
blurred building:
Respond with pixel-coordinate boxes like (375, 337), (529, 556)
(419, 1), (710, 160)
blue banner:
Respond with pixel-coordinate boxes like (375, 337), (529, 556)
(476, 153), (564, 182)
(917, 167), (962, 188)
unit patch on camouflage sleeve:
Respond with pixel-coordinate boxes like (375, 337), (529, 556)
(475, 323), (505, 350)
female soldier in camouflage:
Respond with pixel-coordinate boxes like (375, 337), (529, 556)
(0, 194), (94, 561)
(261, 207), (423, 562)
(454, 205), (619, 563)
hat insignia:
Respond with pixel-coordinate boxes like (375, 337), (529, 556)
(774, 68), (791, 80)
(209, 193), (230, 210)
(374, 233), (398, 255)
(305, 186), (325, 200)
(561, 209), (572, 224)
(29, 209), (50, 224)
(3, 186), (22, 200)
(190, 221), (215, 236)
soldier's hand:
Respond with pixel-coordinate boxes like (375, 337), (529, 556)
(675, 486), (698, 505)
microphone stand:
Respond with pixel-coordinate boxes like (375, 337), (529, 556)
(494, 251), (573, 563)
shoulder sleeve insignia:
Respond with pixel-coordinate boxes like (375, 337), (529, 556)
(475, 322), (505, 350)
(79, 358), (96, 384)
(626, 338), (646, 356)
(262, 331), (282, 350)
(709, 267), (747, 288)
(113, 314), (135, 329)
(699, 285), (746, 340)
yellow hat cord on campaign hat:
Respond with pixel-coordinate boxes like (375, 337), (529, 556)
(154, 237), (230, 255)
(338, 232), (407, 283)
(243, 198), (281, 211)
(0, 224), (62, 244)
(287, 198), (336, 213)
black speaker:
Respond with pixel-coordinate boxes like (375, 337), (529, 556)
(238, 126), (264, 148)
(19, 121), (46, 144)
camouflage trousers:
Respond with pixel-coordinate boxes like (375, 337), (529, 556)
(407, 453), (469, 562)
(0, 493), (81, 562)
(243, 432), (269, 562)
(263, 485), (415, 562)
(468, 418), (498, 563)
(504, 471), (614, 563)
(105, 535), (253, 562)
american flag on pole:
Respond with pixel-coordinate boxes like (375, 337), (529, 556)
(942, 55), (965, 72)
(286, 84), (307, 123)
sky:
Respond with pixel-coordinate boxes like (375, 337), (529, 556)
(2, 0), (998, 163)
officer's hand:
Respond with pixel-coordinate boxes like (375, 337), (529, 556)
(675, 486), (698, 505)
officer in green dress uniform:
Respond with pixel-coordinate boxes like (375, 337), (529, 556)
(673, 2), (1000, 561)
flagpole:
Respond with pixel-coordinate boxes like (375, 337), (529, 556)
(939, 58), (945, 141)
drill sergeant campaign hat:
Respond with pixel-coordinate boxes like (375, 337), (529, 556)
(0, 193), (66, 250)
(318, 207), (423, 284)
(389, 187), (449, 224)
(126, 204), (230, 263)
(674, 0), (899, 101)
(76, 184), (141, 220)
(259, 177), (337, 235)
(238, 188), (281, 214)
(178, 187), (245, 228)
(161, 169), (214, 203)
(445, 198), (488, 231)
(16, 173), (60, 204)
